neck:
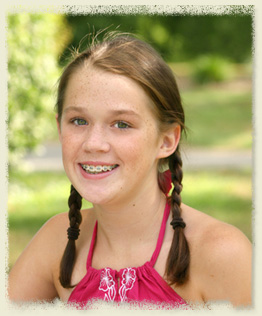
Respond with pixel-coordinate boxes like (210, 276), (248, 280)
(92, 186), (167, 254)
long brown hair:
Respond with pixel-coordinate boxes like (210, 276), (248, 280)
(56, 32), (189, 288)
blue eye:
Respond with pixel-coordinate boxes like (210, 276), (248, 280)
(114, 121), (130, 129)
(72, 118), (88, 126)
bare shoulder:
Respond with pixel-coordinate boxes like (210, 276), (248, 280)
(8, 208), (94, 302)
(181, 204), (252, 307)
(182, 204), (251, 250)
(8, 211), (69, 302)
(22, 211), (71, 256)
(12, 207), (95, 263)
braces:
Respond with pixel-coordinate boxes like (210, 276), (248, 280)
(81, 164), (118, 174)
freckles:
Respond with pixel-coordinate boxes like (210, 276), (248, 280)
(61, 135), (73, 147)
(61, 134), (80, 155)
(141, 117), (158, 142)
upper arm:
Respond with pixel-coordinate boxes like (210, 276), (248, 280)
(196, 223), (252, 307)
(8, 213), (68, 302)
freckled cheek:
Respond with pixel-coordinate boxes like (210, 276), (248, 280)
(60, 133), (82, 157)
(120, 139), (153, 175)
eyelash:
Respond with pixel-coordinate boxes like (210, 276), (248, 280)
(69, 118), (131, 130)
(113, 121), (131, 130)
(70, 118), (88, 126)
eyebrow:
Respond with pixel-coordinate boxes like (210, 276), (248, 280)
(63, 106), (87, 114)
(64, 106), (140, 117)
(108, 109), (140, 117)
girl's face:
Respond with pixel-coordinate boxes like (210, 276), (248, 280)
(57, 65), (175, 206)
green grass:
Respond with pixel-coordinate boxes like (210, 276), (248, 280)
(170, 61), (252, 150)
(182, 168), (252, 241)
(8, 168), (252, 271)
(181, 87), (252, 150)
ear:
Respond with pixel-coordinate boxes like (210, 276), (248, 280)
(157, 124), (181, 159)
(56, 114), (62, 143)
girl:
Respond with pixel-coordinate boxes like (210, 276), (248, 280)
(8, 33), (252, 309)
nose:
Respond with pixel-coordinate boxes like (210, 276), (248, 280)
(82, 125), (110, 153)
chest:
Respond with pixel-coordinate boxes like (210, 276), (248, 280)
(68, 264), (189, 308)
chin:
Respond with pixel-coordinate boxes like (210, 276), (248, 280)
(79, 189), (117, 206)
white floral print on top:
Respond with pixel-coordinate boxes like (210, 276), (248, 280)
(98, 267), (136, 302)
(119, 268), (136, 302)
(98, 268), (116, 301)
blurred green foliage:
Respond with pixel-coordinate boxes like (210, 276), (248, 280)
(182, 87), (252, 149)
(60, 14), (252, 65)
(7, 13), (71, 166)
(191, 55), (232, 84)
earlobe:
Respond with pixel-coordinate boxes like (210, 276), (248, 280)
(157, 124), (181, 159)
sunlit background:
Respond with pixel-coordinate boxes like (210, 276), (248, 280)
(7, 11), (253, 271)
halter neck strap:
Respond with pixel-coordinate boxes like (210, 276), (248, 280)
(86, 221), (98, 268)
(149, 201), (170, 266)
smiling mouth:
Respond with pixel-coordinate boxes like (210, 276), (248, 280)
(80, 164), (119, 174)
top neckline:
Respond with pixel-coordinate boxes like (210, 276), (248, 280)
(86, 201), (171, 272)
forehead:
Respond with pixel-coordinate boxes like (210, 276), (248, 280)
(63, 65), (157, 118)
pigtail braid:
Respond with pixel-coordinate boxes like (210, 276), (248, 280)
(59, 185), (82, 288)
(165, 147), (190, 285)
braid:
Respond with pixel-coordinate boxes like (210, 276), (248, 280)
(165, 147), (190, 285)
(59, 185), (82, 288)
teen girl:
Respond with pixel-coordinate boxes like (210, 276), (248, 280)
(8, 33), (252, 309)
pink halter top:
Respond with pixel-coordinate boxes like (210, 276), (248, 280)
(68, 202), (188, 309)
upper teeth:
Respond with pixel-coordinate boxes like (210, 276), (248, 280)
(81, 164), (117, 173)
